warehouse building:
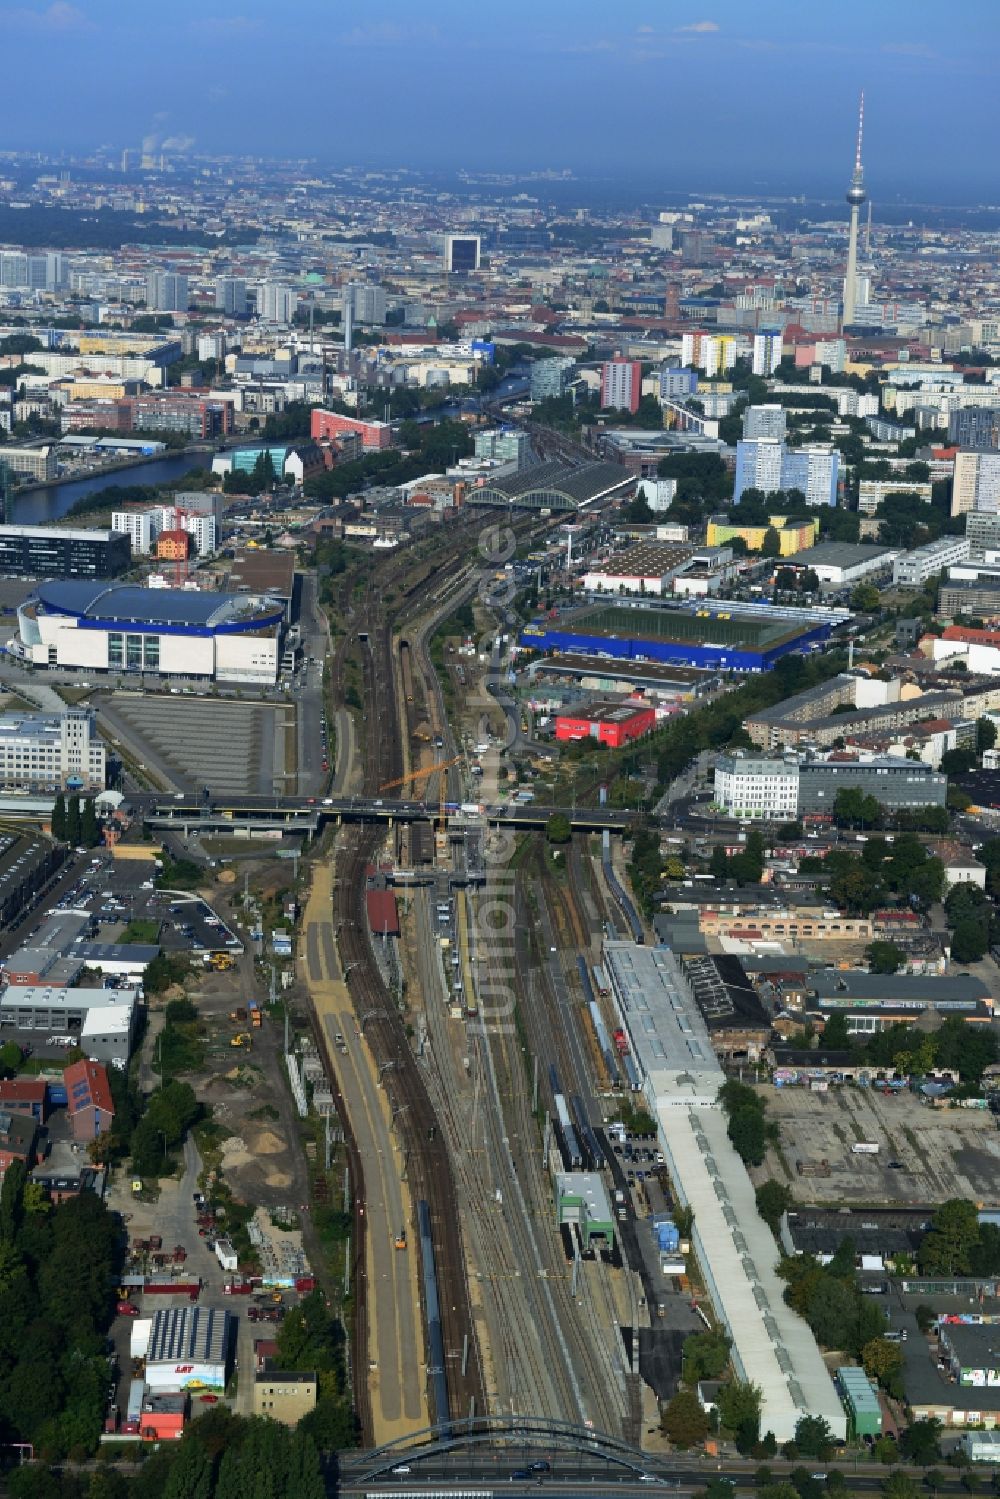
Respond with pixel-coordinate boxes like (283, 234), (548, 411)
(523, 604), (829, 673)
(602, 940), (846, 1443)
(0, 986), (137, 1066)
(714, 751), (946, 817)
(837, 1367), (883, 1437)
(554, 702), (656, 749)
(783, 542), (898, 589)
(893, 536), (970, 587)
(582, 543), (695, 596)
(0, 525), (130, 580)
(145, 1305), (233, 1393)
(13, 580), (285, 684)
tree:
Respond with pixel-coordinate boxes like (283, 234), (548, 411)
(805, 1274), (860, 1350)
(50, 793), (66, 841)
(756, 1180), (792, 1235)
(716, 1379), (762, 1451)
(711, 845), (730, 881)
(761, 527), (782, 559)
(866, 941), (906, 975)
(662, 1388), (709, 1448)
(899, 1418), (941, 1466)
(951, 918), (988, 964)
(545, 812), (571, 845)
(66, 795), (81, 847)
(919, 1199), (981, 1276)
(0, 1040), (22, 1077)
(862, 1336), (905, 1388)
(883, 1476), (921, 1499)
(0, 1158), (26, 1243)
(819, 1012), (851, 1050)
(728, 1105), (767, 1167)
(934, 1014), (998, 1084)
(80, 799), (99, 848)
(682, 1329), (731, 1383)
(977, 718), (997, 756)
(851, 582), (881, 613)
(163, 1436), (215, 1499)
(794, 1414), (834, 1459)
(940, 746), (977, 778)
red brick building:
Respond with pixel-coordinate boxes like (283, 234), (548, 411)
(310, 409), (393, 452)
(0, 1078), (48, 1123)
(64, 1059), (114, 1143)
(554, 701), (656, 750)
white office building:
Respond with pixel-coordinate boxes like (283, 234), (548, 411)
(0, 708), (105, 791)
(893, 536), (970, 587)
(714, 752), (799, 820)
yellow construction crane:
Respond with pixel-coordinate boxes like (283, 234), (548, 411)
(378, 755), (462, 796)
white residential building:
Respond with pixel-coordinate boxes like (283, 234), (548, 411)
(714, 752), (799, 820)
(751, 332), (782, 377)
(112, 510), (156, 556)
(858, 478), (934, 515)
(952, 451), (1000, 518)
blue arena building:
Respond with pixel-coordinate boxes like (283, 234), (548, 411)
(520, 603), (830, 673)
(13, 580), (286, 685)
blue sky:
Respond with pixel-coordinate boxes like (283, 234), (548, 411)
(2, 0), (997, 197)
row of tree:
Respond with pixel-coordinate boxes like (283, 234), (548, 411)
(51, 793), (100, 847)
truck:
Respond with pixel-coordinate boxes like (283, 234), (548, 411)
(852, 1142), (880, 1155)
(460, 802), (484, 816)
(613, 1028), (629, 1056)
(123, 1379), (144, 1436)
(248, 1000), (262, 1029)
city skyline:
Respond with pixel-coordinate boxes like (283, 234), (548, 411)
(0, 0), (997, 197)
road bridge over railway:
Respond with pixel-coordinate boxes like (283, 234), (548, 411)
(129, 792), (640, 836)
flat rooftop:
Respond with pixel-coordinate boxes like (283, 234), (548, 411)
(563, 604), (810, 651)
(587, 543), (694, 577)
(603, 941), (722, 1105)
(530, 653), (710, 686)
(787, 542), (897, 567)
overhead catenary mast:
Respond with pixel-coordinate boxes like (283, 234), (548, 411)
(843, 92), (867, 329)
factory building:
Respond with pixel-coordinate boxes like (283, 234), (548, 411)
(0, 525), (130, 580)
(13, 581), (285, 685)
(602, 941), (846, 1443)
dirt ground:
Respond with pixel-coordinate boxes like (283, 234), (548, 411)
(761, 1081), (1000, 1205)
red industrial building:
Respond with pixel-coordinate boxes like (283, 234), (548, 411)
(310, 409), (394, 452)
(365, 889), (400, 938)
(64, 1059), (115, 1143)
(555, 701), (656, 749)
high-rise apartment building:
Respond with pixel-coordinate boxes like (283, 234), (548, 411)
(530, 357), (574, 401)
(742, 404), (787, 441)
(734, 439), (839, 506)
(145, 272), (189, 312)
(949, 407), (1000, 451)
(600, 360), (642, 414)
(752, 332), (783, 377)
(257, 283), (297, 324)
(214, 278), (247, 317)
(681, 331), (737, 378)
(349, 283), (387, 325)
(734, 438), (784, 499)
(952, 451), (1000, 517)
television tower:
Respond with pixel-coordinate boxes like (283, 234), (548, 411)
(843, 92), (867, 329)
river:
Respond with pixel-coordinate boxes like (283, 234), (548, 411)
(10, 449), (218, 526)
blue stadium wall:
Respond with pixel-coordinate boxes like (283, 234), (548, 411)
(518, 621), (831, 672)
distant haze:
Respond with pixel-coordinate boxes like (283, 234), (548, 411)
(1, 0), (997, 199)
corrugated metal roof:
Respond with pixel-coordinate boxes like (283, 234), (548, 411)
(147, 1305), (231, 1366)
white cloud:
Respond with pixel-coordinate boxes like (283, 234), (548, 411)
(338, 21), (438, 47)
(1, 2), (90, 31)
(676, 19), (720, 33)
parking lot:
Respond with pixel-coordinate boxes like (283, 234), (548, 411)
(764, 1081), (1000, 1205)
(100, 692), (296, 797)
